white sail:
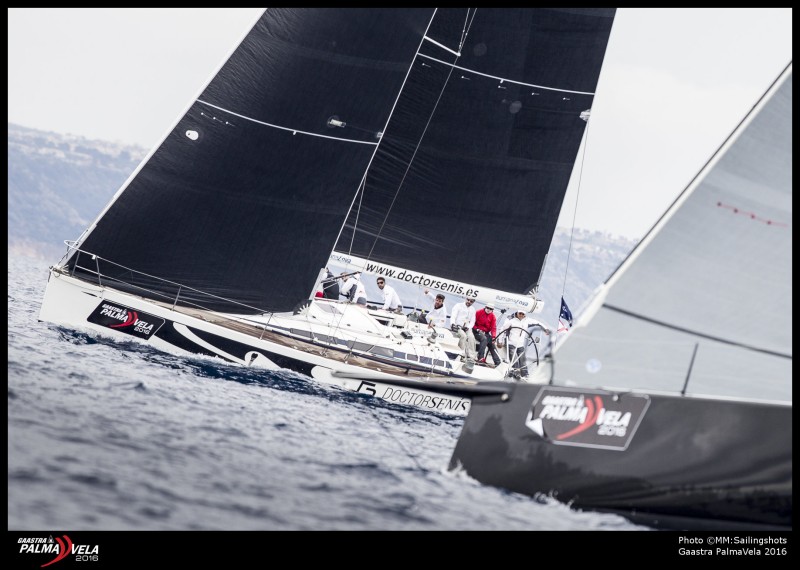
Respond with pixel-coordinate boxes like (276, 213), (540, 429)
(553, 64), (792, 402)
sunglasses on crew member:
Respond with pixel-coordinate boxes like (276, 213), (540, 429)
(377, 281), (384, 285)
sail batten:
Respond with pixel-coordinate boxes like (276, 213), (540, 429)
(196, 100), (381, 145)
(416, 53), (599, 95)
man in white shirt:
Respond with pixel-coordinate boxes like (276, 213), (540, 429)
(449, 296), (477, 359)
(340, 272), (367, 306)
(376, 277), (402, 312)
(498, 310), (551, 378)
(423, 289), (447, 328)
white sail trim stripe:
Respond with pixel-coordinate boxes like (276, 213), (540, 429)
(417, 52), (596, 95)
(196, 100), (379, 146)
(423, 35), (461, 57)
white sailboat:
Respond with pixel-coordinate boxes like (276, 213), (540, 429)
(38, 8), (617, 415)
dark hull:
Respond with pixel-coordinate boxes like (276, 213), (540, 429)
(449, 383), (792, 530)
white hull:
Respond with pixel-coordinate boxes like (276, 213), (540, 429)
(39, 268), (517, 416)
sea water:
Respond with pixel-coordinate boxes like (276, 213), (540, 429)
(8, 254), (646, 531)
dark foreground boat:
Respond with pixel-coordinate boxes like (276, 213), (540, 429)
(449, 62), (793, 530)
(450, 384), (791, 530)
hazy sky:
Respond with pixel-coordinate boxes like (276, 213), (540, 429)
(8, 8), (792, 238)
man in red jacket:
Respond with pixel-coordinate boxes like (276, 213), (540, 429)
(473, 303), (500, 367)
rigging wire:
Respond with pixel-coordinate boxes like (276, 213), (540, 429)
(326, 10), (478, 346)
(364, 9), (477, 262)
(459, 8), (477, 52)
(330, 9), (440, 262)
(347, 178), (367, 255)
(324, 10), (442, 341)
(560, 118), (592, 303)
(369, 407), (425, 472)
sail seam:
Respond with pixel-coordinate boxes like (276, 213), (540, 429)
(196, 100), (379, 146)
(417, 53), (596, 95)
(331, 9), (440, 260)
(604, 304), (792, 359)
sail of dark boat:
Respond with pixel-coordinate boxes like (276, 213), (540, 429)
(449, 63), (793, 529)
(334, 8), (616, 296)
(60, 8), (616, 314)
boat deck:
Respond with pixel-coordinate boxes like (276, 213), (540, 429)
(148, 297), (479, 384)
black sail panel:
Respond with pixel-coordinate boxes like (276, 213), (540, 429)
(335, 8), (615, 293)
(68, 8), (436, 312)
(199, 8), (435, 142)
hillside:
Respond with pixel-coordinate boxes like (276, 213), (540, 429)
(7, 122), (146, 259)
(537, 227), (636, 324)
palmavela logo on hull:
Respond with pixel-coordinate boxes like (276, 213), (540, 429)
(525, 387), (650, 450)
(87, 301), (165, 340)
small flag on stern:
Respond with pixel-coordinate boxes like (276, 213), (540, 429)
(558, 297), (573, 332)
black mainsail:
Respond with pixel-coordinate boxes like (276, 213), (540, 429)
(63, 8), (616, 313)
(66, 8), (437, 312)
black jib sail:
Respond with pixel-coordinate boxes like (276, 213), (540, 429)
(65, 8), (615, 313)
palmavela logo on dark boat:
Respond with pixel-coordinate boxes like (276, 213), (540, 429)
(525, 387), (650, 450)
(87, 301), (165, 340)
